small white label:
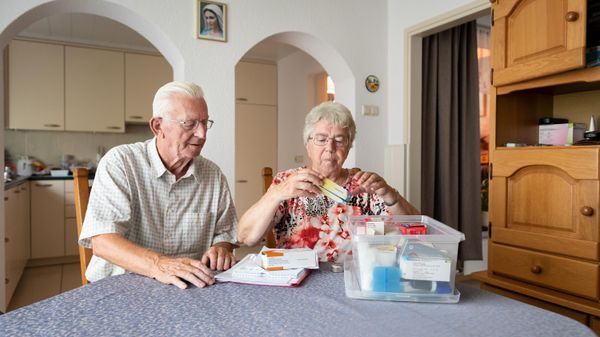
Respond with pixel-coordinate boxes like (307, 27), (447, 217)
(400, 259), (451, 282)
(365, 221), (384, 235)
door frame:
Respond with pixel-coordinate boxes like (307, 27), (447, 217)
(403, 0), (490, 209)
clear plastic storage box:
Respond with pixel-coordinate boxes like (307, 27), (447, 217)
(344, 215), (465, 303)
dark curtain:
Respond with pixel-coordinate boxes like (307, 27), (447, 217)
(421, 21), (482, 264)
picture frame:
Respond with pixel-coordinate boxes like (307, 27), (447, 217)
(196, 0), (227, 42)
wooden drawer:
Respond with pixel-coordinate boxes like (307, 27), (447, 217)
(490, 242), (599, 300)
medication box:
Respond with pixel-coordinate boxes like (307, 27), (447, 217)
(538, 123), (585, 145)
(344, 215), (465, 303)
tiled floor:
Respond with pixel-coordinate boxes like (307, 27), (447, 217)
(8, 262), (81, 312)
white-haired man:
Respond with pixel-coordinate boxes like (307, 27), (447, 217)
(79, 81), (237, 289)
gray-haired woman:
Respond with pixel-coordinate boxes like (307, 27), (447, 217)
(237, 101), (419, 263)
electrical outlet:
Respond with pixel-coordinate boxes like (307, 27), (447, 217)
(361, 104), (379, 116)
(294, 155), (304, 163)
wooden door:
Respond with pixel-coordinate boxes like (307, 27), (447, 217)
(492, 0), (586, 86)
(235, 104), (277, 217)
(490, 148), (599, 260)
(8, 40), (64, 130)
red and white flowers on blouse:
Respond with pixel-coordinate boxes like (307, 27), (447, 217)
(270, 167), (391, 262)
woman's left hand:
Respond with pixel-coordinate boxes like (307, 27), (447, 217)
(351, 170), (398, 206)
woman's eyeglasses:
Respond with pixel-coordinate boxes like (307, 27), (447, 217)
(309, 134), (349, 147)
(162, 118), (214, 130)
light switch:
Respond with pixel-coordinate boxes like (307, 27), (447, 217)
(361, 104), (379, 116)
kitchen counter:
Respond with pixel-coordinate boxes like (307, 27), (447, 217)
(5, 172), (95, 190)
(4, 176), (29, 190)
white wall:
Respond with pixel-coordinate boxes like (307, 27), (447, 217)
(277, 50), (324, 171)
(387, 0), (475, 145)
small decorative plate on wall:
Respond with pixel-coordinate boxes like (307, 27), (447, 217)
(365, 75), (379, 93)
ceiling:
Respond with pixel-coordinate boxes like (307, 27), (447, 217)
(18, 13), (156, 52)
(17, 13), (301, 62)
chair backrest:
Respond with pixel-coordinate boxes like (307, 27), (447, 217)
(262, 167), (277, 248)
(72, 168), (93, 285)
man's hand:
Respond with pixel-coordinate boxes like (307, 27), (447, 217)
(152, 255), (215, 290)
(201, 243), (236, 271)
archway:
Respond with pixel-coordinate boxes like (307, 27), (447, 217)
(233, 30), (355, 213)
(0, 0), (184, 310)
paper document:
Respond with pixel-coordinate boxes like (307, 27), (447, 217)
(215, 254), (310, 287)
(260, 246), (319, 270)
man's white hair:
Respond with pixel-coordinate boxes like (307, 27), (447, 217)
(152, 81), (205, 118)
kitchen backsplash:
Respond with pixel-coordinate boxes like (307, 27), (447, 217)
(5, 125), (153, 168)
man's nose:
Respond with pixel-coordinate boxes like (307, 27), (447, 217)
(194, 125), (207, 138)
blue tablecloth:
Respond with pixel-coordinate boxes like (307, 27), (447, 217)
(0, 268), (594, 337)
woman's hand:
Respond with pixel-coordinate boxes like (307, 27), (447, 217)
(269, 168), (323, 201)
(351, 171), (398, 206)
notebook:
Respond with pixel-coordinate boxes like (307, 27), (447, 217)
(215, 254), (310, 287)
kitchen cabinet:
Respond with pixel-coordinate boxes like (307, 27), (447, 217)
(125, 53), (172, 123)
(234, 61), (278, 217)
(65, 46), (125, 133)
(472, 0), (600, 330)
(8, 40), (64, 130)
(492, 0), (586, 86)
(30, 180), (64, 259)
(235, 61), (277, 105)
(30, 179), (91, 260)
(3, 183), (30, 312)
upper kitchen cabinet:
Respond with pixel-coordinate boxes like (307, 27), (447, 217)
(492, 0), (586, 86)
(235, 61), (277, 105)
(65, 46), (125, 133)
(125, 53), (172, 123)
(8, 40), (65, 130)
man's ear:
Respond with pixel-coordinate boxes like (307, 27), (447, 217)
(149, 118), (163, 137)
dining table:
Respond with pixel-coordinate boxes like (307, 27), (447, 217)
(0, 265), (595, 337)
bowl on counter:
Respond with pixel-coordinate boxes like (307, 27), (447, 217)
(50, 169), (69, 177)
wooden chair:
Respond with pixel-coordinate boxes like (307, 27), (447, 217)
(72, 168), (93, 285)
(262, 167), (277, 248)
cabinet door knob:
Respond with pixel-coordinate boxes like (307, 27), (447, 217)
(565, 11), (579, 22)
(530, 265), (542, 274)
(580, 206), (594, 216)
(4, 237), (9, 243)
(5, 278), (8, 284)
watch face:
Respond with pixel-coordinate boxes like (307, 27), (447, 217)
(365, 75), (379, 93)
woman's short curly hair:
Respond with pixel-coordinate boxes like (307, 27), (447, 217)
(302, 101), (356, 147)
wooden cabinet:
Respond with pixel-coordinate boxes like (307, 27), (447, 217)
(29, 179), (90, 260)
(65, 46), (125, 133)
(8, 40), (64, 130)
(235, 61), (277, 105)
(473, 0), (600, 330)
(125, 53), (172, 123)
(3, 183), (30, 312)
(30, 180), (65, 259)
(492, 0), (586, 86)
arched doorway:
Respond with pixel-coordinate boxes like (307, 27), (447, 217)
(233, 32), (355, 254)
(0, 0), (183, 311)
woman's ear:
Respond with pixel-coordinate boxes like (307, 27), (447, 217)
(149, 117), (163, 137)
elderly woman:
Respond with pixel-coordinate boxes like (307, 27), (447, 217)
(200, 4), (224, 38)
(238, 102), (419, 262)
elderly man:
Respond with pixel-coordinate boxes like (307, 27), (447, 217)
(79, 81), (237, 289)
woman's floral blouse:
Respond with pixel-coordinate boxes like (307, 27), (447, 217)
(270, 167), (391, 262)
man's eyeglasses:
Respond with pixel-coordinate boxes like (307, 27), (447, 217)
(309, 134), (349, 147)
(162, 118), (214, 131)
